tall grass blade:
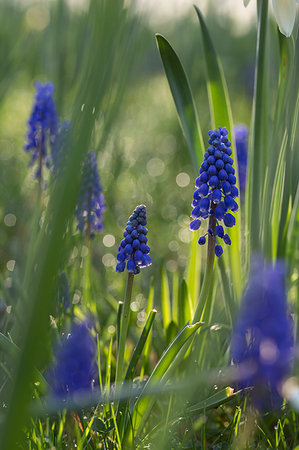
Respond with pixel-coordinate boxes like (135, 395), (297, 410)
(155, 33), (204, 168)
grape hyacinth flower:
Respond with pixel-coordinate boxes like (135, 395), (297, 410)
(24, 82), (58, 180)
(50, 322), (97, 397)
(234, 124), (249, 195)
(75, 152), (105, 238)
(231, 260), (293, 412)
(116, 205), (151, 275)
(190, 127), (239, 257)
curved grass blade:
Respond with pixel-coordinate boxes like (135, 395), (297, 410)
(194, 6), (242, 299)
(186, 387), (240, 416)
(155, 33), (204, 168)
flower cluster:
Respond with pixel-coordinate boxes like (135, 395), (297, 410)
(190, 127), (239, 257)
(24, 82), (58, 179)
(75, 152), (105, 238)
(234, 124), (249, 195)
(50, 322), (97, 397)
(116, 205), (151, 275)
(231, 260), (293, 411)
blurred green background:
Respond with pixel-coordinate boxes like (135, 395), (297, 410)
(0, 0), (259, 334)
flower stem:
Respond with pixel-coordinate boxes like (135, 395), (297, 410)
(115, 272), (134, 385)
(193, 211), (216, 323)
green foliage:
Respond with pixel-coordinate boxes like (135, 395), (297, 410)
(0, 0), (298, 448)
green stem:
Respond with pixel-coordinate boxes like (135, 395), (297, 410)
(115, 272), (134, 385)
(193, 211), (216, 323)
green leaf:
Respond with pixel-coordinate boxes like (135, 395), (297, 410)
(194, 6), (242, 299)
(186, 387), (243, 416)
(123, 322), (203, 444)
(124, 309), (157, 382)
(155, 33), (204, 168)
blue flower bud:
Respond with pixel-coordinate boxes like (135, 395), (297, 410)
(199, 172), (208, 183)
(125, 235), (133, 244)
(223, 234), (231, 245)
(117, 251), (126, 262)
(223, 213), (235, 227)
(134, 250), (143, 262)
(208, 165), (217, 176)
(228, 174), (236, 185)
(209, 176), (219, 187)
(132, 239), (140, 249)
(198, 183), (209, 196)
(215, 244), (223, 257)
(116, 261), (126, 272)
(207, 155), (215, 165)
(224, 195), (235, 209)
(198, 236), (206, 245)
(199, 198), (209, 212)
(190, 219), (201, 230)
(191, 205), (201, 218)
(230, 186), (239, 198)
(216, 225), (224, 238)
(215, 205), (225, 220)
(212, 189), (221, 203)
(195, 177), (202, 188)
(127, 259), (136, 272)
(215, 159), (224, 170)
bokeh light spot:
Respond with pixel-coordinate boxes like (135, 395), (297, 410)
(103, 234), (115, 247)
(176, 172), (190, 187)
(147, 158), (165, 177)
(4, 214), (16, 227)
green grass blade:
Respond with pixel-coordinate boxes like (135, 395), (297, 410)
(185, 230), (201, 310)
(161, 266), (171, 332)
(155, 33), (204, 168)
(246, 0), (269, 253)
(194, 6), (242, 299)
(186, 387), (240, 416)
(124, 309), (157, 382)
(178, 279), (193, 328)
(124, 322), (203, 444)
(270, 132), (287, 259)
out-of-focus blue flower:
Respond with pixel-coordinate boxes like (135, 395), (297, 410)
(75, 152), (105, 238)
(48, 120), (71, 175)
(50, 322), (97, 397)
(25, 82), (59, 179)
(190, 127), (239, 257)
(231, 259), (293, 411)
(234, 124), (249, 195)
(116, 205), (151, 275)
(55, 272), (71, 313)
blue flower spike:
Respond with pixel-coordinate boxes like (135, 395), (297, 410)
(190, 127), (238, 257)
(50, 322), (97, 397)
(231, 260), (293, 412)
(25, 81), (59, 180)
(116, 205), (151, 275)
(75, 151), (106, 238)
